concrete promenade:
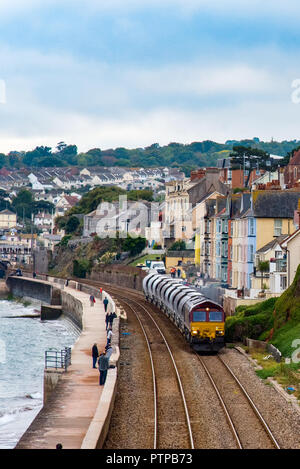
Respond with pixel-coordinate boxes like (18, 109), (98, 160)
(16, 286), (111, 449)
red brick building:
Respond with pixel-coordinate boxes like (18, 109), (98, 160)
(284, 149), (300, 187)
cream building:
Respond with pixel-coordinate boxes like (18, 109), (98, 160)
(281, 229), (300, 287)
(0, 209), (17, 229)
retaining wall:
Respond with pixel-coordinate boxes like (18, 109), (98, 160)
(246, 338), (282, 363)
(7, 274), (120, 449)
(89, 264), (146, 291)
(61, 290), (83, 330)
(6, 276), (59, 305)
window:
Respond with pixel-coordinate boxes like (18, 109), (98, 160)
(193, 311), (206, 322)
(249, 218), (255, 236)
(209, 311), (223, 322)
(249, 245), (254, 263)
(274, 219), (282, 237)
(280, 276), (287, 290)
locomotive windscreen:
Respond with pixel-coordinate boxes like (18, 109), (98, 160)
(192, 311), (206, 322)
(209, 311), (223, 322)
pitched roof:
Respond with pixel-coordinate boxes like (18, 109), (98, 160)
(64, 195), (79, 206)
(252, 190), (300, 218)
(256, 235), (288, 254)
(289, 149), (300, 166)
(281, 228), (300, 247)
(0, 209), (15, 215)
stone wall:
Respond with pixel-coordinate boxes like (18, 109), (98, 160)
(61, 290), (83, 329)
(6, 276), (56, 304)
(89, 264), (146, 291)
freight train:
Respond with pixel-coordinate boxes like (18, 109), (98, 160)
(143, 273), (225, 352)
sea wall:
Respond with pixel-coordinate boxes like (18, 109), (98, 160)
(6, 276), (59, 305)
(61, 290), (83, 330)
(7, 274), (120, 449)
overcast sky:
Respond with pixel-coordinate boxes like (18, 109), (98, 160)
(0, 0), (300, 153)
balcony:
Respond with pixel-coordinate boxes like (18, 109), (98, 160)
(275, 259), (287, 273)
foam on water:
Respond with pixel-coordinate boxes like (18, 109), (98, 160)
(0, 300), (80, 448)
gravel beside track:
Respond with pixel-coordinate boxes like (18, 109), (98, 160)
(106, 292), (238, 449)
(82, 280), (300, 449)
(103, 302), (154, 449)
(221, 349), (300, 449)
(116, 297), (192, 449)
(198, 355), (275, 449)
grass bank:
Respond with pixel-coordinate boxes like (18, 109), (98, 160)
(226, 265), (300, 360)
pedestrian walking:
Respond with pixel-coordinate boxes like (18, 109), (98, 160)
(103, 296), (109, 312)
(92, 343), (99, 369)
(98, 350), (109, 386)
(99, 287), (103, 300)
(107, 327), (113, 346)
(108, 311), (117, 328)
(177, 268), (181, 278)
(105, 312), (110, 330)
(90, 294), (95, 307)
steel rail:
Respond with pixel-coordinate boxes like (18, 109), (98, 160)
(196, 354), (243, 449)
(113, 291), (195, 450)
(119, 297), (158, 450)
(217, 355), (281, 449)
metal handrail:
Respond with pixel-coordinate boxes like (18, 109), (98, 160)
(45, 347), (72, 371)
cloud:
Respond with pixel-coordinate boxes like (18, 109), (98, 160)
(1, 1), (300, 18)
(0, 2), (299, 153)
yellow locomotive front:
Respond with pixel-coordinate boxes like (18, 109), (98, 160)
(189, 305), (225, 352)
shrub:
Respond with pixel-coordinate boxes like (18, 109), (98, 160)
(73, 258), (91, 278)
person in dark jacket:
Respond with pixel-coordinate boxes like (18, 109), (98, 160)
(98, 350), (109, 385)
(103, 297), (109, 312)
(108, 312), (117, 328)
(92, 343), (99, 369)
(105, 312), (110, 330)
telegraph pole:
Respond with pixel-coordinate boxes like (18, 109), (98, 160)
(31, 212), (35, 273)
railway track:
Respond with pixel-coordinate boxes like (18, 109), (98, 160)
(114, 293), (194, 449)
(78, 278), (281, 449)
(59, 277), (280, 449)
(196, 354), (280, 449)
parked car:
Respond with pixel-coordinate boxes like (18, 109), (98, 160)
(147, 261), (166, 275)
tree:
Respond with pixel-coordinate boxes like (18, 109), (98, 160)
(32, 200), (55, 214)
(73, 258), (91, 278)
(0, 153), (6, 168)
(258, 261), (269, 291)
(11, 189), (33, 218)
(168, 240), (186, 251)
(230, 145), (271, 187)
(65, 216), (80, 234)
(122, 235), (146, 256)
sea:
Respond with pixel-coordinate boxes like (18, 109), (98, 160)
(0, 299), (80, 449)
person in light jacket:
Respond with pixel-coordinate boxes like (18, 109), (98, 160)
(107, 328), (113, 347)
(98, 350), (109, 386)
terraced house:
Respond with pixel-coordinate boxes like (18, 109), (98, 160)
(197, 188), (300, 294)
